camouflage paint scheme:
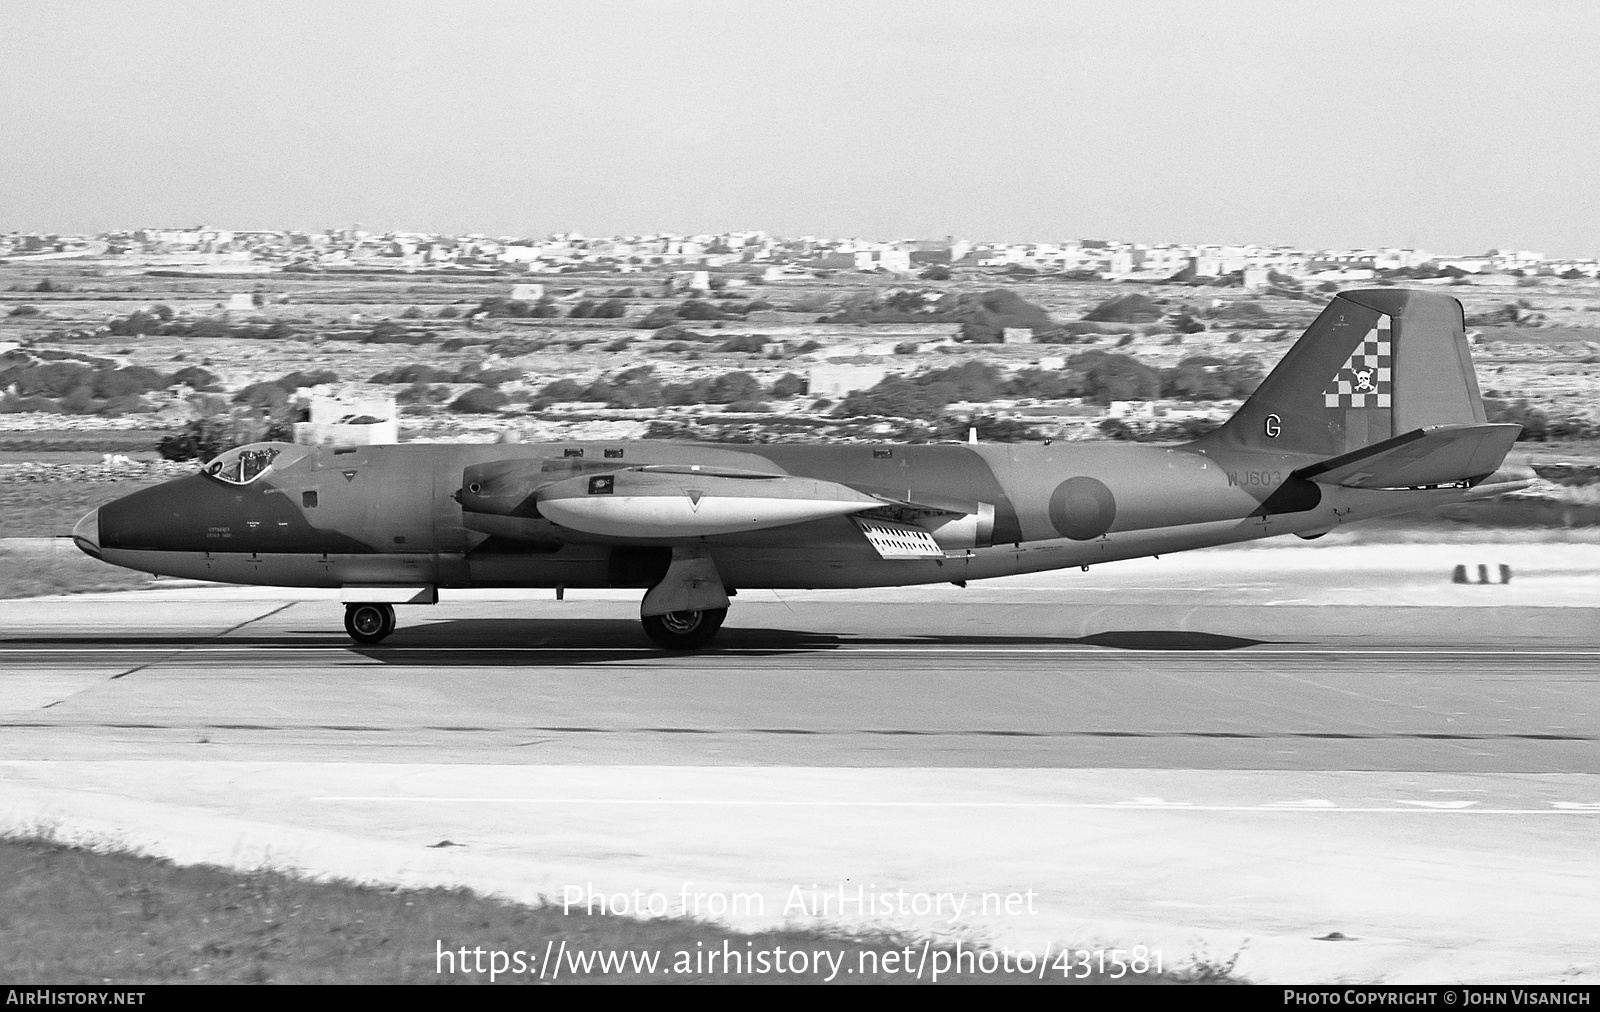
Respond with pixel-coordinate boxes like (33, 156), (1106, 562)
(73, 291), (1534, 642)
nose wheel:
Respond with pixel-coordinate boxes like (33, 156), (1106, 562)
(641, 607), (727, 650)
(344, 602), (396, 644)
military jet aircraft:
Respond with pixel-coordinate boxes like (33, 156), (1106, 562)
(72, 289), (1534, 649)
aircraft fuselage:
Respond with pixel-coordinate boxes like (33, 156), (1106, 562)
(79, 437), (1523, 593)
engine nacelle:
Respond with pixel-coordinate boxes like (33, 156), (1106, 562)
(916, 502), (997, 550)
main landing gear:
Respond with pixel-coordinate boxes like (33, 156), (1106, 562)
(641, 607), (727, 650)
(637, 545), (731, 650)
(344, 602), (396, 645)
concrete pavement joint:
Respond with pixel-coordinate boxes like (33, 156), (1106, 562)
(106, 601), (298, 681)
(0, 722), (1589, 741)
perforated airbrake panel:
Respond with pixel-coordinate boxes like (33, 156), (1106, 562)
(854, 518), (944, 559)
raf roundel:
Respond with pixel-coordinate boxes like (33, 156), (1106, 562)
(1048, 476), (1117, 541)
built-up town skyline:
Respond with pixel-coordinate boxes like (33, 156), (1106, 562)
(5, 227), (1596, 283)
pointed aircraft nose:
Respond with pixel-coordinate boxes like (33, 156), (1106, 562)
(72, 508), (101, 559)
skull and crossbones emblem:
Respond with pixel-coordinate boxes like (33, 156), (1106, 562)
(1353, 368), (1375, 392)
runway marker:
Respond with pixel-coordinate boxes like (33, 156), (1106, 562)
(309, 796), (1600, 814)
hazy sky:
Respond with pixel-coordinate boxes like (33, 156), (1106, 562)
(3, 1), (1597, 255)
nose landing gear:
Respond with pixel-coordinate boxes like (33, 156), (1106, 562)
(344, 602), (396, 644)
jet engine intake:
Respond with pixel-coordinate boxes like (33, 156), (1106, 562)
(459, 459), (549, 518)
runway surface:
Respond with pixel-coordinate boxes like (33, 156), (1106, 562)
(1, 543), (1597, 983)
(1, 597), (1597, 771)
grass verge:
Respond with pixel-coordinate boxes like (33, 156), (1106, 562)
(0, 540), (155, 599)
(0, 834), (1226, 984)
(1, 476), (171, 539)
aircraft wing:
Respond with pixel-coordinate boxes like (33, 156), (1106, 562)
(842, 482), (989, 517)
(1292, 423), (1522, 489)
(457, 457), (1001, 552)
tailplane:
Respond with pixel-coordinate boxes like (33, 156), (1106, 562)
(1292, 422), (1520, 489)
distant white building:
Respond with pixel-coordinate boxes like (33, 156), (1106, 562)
(808, 364), (889, 398)
(1487, 250), (1544, 272)
(1106, 401), (1158, 419)
(1372, 248), (1431, 271)
(293, 390), (399, 446)
(852, 250), (912, 273)
(1102, 250), (1135, 276)
(907, 237), (972, 264)
(670, 271), (711, 293)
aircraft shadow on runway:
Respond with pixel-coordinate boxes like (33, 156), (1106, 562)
(2, 621), (1273, 664)
(339, 619), (1272, 664)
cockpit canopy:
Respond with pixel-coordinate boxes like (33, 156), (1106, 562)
(202, 442), (309, 486)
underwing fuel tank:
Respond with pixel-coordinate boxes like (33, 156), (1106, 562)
(538, 467), (881, 537)
(465, 463), (883, 539)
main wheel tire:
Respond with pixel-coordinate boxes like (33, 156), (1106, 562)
(344, 602), (396, 644)
(641, 607), (727, 650)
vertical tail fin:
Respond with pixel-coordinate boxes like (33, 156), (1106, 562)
(1197, 289), (1489, 457)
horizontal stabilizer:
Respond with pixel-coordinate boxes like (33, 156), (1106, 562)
(1293, 423), (1521, 489)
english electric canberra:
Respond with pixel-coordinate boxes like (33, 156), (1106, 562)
(73, 290), (1532, 648)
